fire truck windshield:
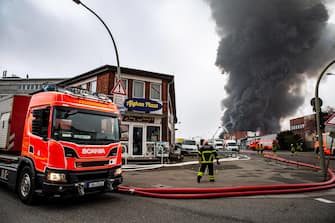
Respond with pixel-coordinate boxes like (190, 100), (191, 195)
(52, 106), (120, 145)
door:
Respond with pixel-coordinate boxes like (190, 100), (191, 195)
(28, 107), (51, 172)
(133, 126), (143, 156)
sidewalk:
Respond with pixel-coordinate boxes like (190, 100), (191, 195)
(273, 151), (335, 170)
(122, 151), (326, 188)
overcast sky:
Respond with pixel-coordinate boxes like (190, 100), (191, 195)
(1, 0), (335, 139)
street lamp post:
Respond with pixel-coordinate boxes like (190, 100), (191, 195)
(314, 60), (335, 179)
(73, 0), (121, 80)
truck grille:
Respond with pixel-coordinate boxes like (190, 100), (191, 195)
(68, 170), (111, 183)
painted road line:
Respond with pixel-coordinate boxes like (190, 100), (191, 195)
(314, 198), (335, 204)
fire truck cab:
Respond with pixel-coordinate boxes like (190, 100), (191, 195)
(0, 86), (123, 204)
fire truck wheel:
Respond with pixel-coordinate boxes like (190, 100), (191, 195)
(17, 166), (36, 204)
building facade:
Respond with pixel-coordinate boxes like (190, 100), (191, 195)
(290, 113), (333, 149)
(58, 65), (177, 160)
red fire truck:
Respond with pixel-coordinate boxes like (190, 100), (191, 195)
(0, 86), (123, 204)
(314, 133), (335, 156)
(248, 134), (277, 150)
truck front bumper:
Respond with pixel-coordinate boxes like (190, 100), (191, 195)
(38, 168), (123, 196)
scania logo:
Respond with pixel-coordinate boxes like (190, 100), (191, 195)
(82, 148), (105, 154)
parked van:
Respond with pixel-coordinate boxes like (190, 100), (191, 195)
(176, 138), (198, 156)
(224, 139), (239, 152)
(213, 139), (224, 151)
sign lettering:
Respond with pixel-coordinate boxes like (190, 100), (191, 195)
(124, 98), (162, 112)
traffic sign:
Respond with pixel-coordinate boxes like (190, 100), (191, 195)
(325, 114), (335, 126)
(111, 80), (127, 95)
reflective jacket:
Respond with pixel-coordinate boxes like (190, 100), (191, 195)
(198, 145), (218, 164)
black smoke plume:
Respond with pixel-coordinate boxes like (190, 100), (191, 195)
(206, 0), (335, 133)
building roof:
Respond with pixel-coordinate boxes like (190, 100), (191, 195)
(57, 65), (174, 86)
(0, 77), (65, 82)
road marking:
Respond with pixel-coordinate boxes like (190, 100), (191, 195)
(314, 198), (335, 204)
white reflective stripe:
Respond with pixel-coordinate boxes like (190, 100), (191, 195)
(314, 198), (335, 204)
(9, 133), (15, 141)
(7, 133), (15, 149)
(8, 142), (14, 149)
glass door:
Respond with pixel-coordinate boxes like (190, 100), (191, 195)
(132, 126), (143, 156)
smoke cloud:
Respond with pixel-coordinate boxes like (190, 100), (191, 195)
(206, 0), (335, 133)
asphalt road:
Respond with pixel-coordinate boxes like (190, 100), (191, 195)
(0, 151), (334, 223)
(0, 186), (334, 223)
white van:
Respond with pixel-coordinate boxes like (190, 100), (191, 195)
(214, 139), (224, 151)
(224, 139), (239, 152)
(176, 138), (198, 156)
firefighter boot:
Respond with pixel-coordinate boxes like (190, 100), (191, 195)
(197, 176), (201, 183)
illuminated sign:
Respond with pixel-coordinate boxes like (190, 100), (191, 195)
(124, 98), (162, 112)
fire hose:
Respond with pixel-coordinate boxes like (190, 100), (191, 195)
(118, 155), (335, 199)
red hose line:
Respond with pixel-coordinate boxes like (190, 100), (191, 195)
(130, 182), (335, 199)
(118, 169), (334, 194)
(118, 155), (335, 199)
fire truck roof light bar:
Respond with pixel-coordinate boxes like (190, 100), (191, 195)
(32, 85), (112, 103)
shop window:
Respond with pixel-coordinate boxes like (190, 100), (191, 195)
(133, 81), (144, 98)
(81, 84), (87, 90)
(147, 126), (160, 142)
(150, 83), (161, 100)
(120, 124), (129, 141)
(121, 142), (129, 157)
(146, 142), (155, 157)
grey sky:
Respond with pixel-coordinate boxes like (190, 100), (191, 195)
(0, 0), (334, 139)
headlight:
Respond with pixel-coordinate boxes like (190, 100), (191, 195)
(114, 168), (122, 176)
(47, 172), (67, 183)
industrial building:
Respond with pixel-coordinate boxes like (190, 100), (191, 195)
(290, 113), (333, 149)
(0, 71), (64, 98)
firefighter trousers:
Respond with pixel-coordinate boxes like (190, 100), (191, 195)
(197, 163), (215, 181)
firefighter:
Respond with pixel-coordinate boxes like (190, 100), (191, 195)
(272, 141), (279, 156)
(290, 143), (296, 156)
(256, 143), (260, 154)
(197, 140), (220, 183)
(296, 143), (303, 152)
(314, 140), (320, 155)
(260, 144), (264, 155)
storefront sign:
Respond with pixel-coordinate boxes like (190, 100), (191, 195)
(122, 115), (155, 123)
(124, 98), (162, 112)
